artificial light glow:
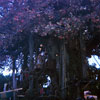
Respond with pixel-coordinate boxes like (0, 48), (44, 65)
(43, 75), (51, 88)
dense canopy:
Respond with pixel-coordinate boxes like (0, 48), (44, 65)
(0, 1), (100, 100)
(0, 0), (100, 57)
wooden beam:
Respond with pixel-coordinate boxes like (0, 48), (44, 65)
(0, 88), (23, 94)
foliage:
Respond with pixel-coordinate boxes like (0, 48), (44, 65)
(0, 0), (100, 37)
(0, 0), (100, 72)
(0, 0), (100, 47)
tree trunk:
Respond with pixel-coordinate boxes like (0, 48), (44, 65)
(80, 33), (88, 79)
(65, 34), (88, 99)
(28, 34), (34, 91)
(29, 34), (34, 71)
(60, 40), (69, 100)
(12, 57), (16, 100)
(67, 37), (83, 100)
(22, 48), (28, 70)
(79, 33), (88, 98)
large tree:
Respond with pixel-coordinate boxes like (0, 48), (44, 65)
(0, 0), (100, 100)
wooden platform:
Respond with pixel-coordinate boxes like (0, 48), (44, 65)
(37, 95), (60, 100)
(0, 88), (23, 99)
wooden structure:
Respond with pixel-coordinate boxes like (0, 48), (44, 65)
(21, 33), (100, 100)
(37, 95), (60, 100)
(0, 88), (23, 99)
